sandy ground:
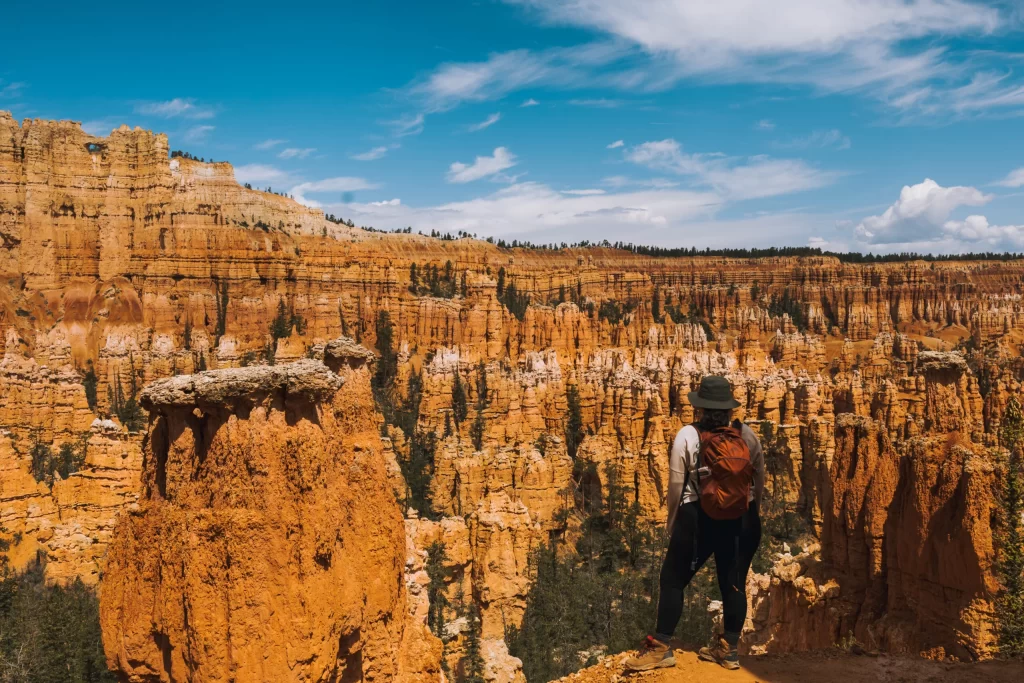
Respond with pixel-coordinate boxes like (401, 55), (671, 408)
(560, 647), (1024, 683)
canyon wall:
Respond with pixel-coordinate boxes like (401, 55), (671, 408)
(0, 114), (1021, 678)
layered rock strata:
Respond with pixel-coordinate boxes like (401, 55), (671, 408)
(99, 359), (441, 682)
(0, 115), (1021, 671)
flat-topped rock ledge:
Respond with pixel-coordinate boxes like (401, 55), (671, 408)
(140, 359), (344, 411)
(917, 350), (969, 373)
(323, 336), (378, 371)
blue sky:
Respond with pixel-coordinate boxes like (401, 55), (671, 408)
(3, 0), (1024, 253)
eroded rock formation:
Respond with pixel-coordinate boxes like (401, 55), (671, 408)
(1, 114), (1021, 677)
(99, 359), (441, 681)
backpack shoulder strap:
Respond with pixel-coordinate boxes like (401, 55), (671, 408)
(692, 423), (705, 470)
(686, 423), (704, 480)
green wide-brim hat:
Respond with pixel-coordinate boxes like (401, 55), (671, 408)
(687, 375), (741, 410)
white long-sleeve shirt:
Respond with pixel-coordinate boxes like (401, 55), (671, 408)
(665, 423), (766, 534)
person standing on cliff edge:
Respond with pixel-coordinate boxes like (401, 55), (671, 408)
(625, 375), (764, 672)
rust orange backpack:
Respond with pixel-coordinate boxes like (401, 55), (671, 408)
(695, 420), (754, 520)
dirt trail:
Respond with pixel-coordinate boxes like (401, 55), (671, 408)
(560, 648), (1024, 683)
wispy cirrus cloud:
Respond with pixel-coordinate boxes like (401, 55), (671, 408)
(405, 0), (1022, 118)
(254, 138), (286, 150)
(182, 125), (214, 143)
(351, 145), (398, 161)
(773, 129), (851, 151)
(995, 167), (1024, 188)
(624, 138), (840, 200)
(290, 176), (382, 207)
(82, 118), (123, 136)
(327, 181), (837, 249)
(134, 98), (215, 119)
(235, 164), (291, 184)
(386, 112), (425, 137)
(0, 81), (26, 98)
(468, 112), (502, 132)
(278, 147), (316, 159)
(520, 98), (540, 107)
(406, 42), (628, 112)
(755, 119), (776, 131)
(568, 98), (624, 108)
(607, 140), (624, 149)
(447, 147), (517, 183)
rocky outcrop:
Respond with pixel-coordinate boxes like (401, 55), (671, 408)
(0, 418), (142, 585)
(3, 114), (1024, 668)
(100, 360), (441, 682)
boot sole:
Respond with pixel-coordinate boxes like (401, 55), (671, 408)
(698, 652), (740, 670)
(625, 656), (676, 672)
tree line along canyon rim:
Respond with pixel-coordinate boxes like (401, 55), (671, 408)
(0, 112), (1024, 682)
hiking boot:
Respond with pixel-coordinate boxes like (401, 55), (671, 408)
(624, 636), (675, 672)
(699, 636), (740, 670)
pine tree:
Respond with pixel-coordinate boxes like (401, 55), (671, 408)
(452, 371), (468, 425)
(425, 542), (451, 638)
(270, 298), (292, 340)
(997, 397), (1024, 658)
(565, 384), (584, 459)
(496, 267), (506, 297)
(409, 262), (420, 294)
(372, 311), (399, 412)
(215, 279), (229, 340)
(82, 364), (98, 412)
(470, 361), (487, 451)
(462, 602), (486, 683)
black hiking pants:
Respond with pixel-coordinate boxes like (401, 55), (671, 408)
(655, 501), (762, 640)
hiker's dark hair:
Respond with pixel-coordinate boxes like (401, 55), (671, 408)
(697, 408), (733, 430)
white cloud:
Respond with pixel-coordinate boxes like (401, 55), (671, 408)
(607, 140), (624, 149)
(341, 181), (719, 235)
(602, 175), (680, 189)
(235, 164), (290, 184)
(135, 98), (215, 119)
(182, 125), (214, 143)
(81, 119), (122, 136)
(468, 112), (502, 132)
(447, 147), (517, 183)
(942, 215), (1024, 246)
(0, 81), (26, 98)
(756, 120), (775, 130)
(290, 177), (382, 207)
(774, 129), (851, 150)
(854, 178), (992, 244)
(351, 145), (395, 161)
(562, 189), (606, 195)
(254, 138), (287, 150)
(327, 181), (836, 247)
(520, 98), (540, 107)
(996, 167), (1024, 188)
(407, 43), (627, 112)
(569, 98), (623, 108)
(387, 113), (425, 137)
(403, 1), (1019, 117)
(278, 147), (316, 159)
(510, 0), (997, 64)
(624, 138), (839, 200)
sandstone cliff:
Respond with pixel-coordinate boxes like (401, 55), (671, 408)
(1, 114), (1022, 678)
(99, 359), (442, 682)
